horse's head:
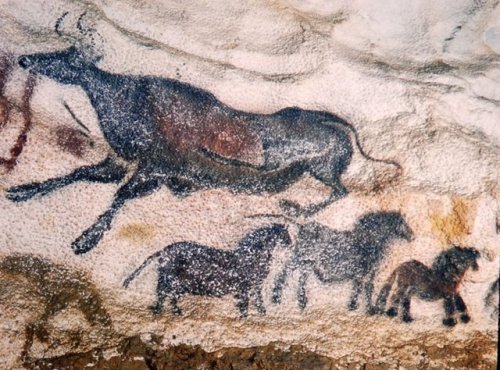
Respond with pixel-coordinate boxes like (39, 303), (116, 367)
(239, 223), (292, 253)
(432, 246), (480, 281)
(357, 211), (413, 242)
(452, 246), (480, 271)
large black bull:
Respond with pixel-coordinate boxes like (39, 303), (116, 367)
(272, 212), (413, 313)
(6, 13), (400, 255)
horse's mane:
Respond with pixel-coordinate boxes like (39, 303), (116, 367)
(237, 223), (287, 251)
(431, 246), (479, 280)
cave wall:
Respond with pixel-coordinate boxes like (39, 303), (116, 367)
(0, 1), (498, 369)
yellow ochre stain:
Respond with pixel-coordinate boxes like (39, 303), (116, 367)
(118, 223), (156, 243)
(430, 196), (477, 246)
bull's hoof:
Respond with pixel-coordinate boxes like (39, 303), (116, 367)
(386, 307), (398, 317)
(6, 184), (41, 202)
(443, 318), (457, 327)
(460, 314), (471, 323)
(71, 228), (103, 255)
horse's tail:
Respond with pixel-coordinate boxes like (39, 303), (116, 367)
(123, 249), (165, 288)
(375, 269), (399, 313)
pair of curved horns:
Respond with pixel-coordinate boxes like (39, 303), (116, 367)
(55, 11), (98, 39)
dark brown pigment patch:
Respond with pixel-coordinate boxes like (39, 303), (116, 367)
(22, 333), (496, 370)
(55, 126), (91, 157)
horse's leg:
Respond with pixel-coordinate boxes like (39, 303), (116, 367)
(71, 165), (162, 254)
(254, 286), (266, 315)
(236, 291), (250, 318)
(149, 271), (172, 315)
(348, 279), (362, 310)
(401, 292), (414, 323)
(6, 156), (127, 202)
(297, 271), (309, 310)
(364, 272), (377, 314)
(280, 152), (349, 217)
(453, 294), (470, 323)
(387, 283), (406, 318)
(442, 295), (457, 327)
(272, 261), (295, 304)
(169, 295), (182, 316)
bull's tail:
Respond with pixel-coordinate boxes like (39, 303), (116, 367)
(326, 117), (403, 181)
(374, 269), (399, 313)
(123, 249), (165, 288)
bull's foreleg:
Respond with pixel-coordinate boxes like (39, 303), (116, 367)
(453, 293), (470, 323)
(6, 156), (127, 202)
(442, 295), (457, 326)
(71, 166), (162, 254)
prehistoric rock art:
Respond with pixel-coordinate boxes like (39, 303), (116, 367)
(6, 13), (400, 255)
(375, 246), (480, 326)
(0, 254), (112, 358)
(124, 224), (291, 317)
(271, 211), (413, 312)
(0, 52), (36, 172)
(484, 277), (499, 320)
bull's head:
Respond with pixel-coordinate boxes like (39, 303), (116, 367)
(18, 12), (103, 85)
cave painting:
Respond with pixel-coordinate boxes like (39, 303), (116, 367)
(0, 254), (112, 359)
(271, 212), (413, 313)
(6, 12), (400, 255)
(1, 12), (491, 330)
(375, 246), (480, 326)
(123, 224), (292, 317)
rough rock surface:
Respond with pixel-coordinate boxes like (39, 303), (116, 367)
(0, 1), (498, 369)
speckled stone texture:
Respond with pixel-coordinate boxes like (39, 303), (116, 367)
(0, 1), (498, 369)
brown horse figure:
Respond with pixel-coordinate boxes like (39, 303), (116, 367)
(375, 246), (480, 326)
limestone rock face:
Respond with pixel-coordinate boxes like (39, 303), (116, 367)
(0, 1), (498, 369)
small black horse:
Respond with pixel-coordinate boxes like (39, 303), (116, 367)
(375, 246), (480, 326)
(272, 211), (413, 312)
(123, 224), (291, 317)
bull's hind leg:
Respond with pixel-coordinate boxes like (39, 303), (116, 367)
(453, 294), (470, 323)
(280, 152), (349, 217)
(6, 156), (127, 202)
